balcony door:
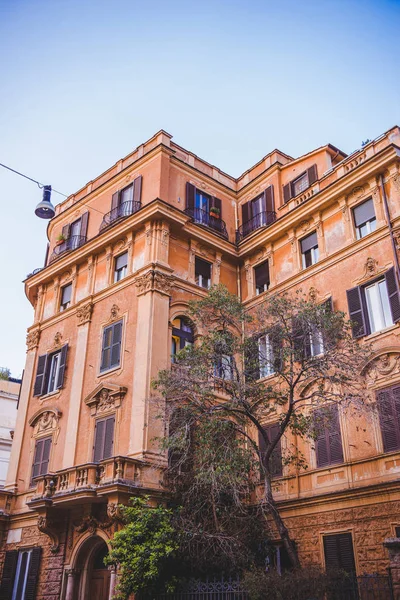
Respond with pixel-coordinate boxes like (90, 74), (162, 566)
(195, 190), (210, 224)
(251, 194), (267, 227)
(70, 218), (82, 249)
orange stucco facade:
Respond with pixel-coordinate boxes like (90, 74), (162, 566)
(2, 127), (400, 599)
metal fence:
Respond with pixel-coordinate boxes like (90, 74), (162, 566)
(141, 578), (248, 600)
(328, 573), (394, 600)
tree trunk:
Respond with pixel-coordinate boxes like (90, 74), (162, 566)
(264, 475), (300, 568)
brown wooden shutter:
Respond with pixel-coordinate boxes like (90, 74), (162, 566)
(100, 325), (112, 372)
(259, 425), (283, 478)
(323, 533), (356, 573)
(103, 416), (115, 459)
(283, 183), (292, 204)
(93, 419), (106, 462)
(244, 336), (259, 381)
(56, 344), (68, 389)
(24, 547), (42, 600)
(264, 185), (275, 213)
(292, 317), (305, 359)
(0, 549), (18, 600)
(110, 321), (123, 368)
(43, 242), (50, 267)
(307, 164), (318, 186)
(377, 387), (400, 452)
(33, 354), (48, 397)
(80, 211), (89, 240)
(40, 438), (52, 476)
(186, 183), (196, 210)
(111, 191), (120, 211)
(385, 267), (400, 323)
(62, 223), (71, 239)
(346, 286), (367, 338)
(315, 406), (343, 467)
(241, 201), (251, 224)
(211, 196), (222, 217)
(133, 175), (142, 205)
(31, 439), (44, 483)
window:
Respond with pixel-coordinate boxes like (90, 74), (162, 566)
(309, 326), (324, 357)
(0, 548), (42, 600)
(346, 268), (400, 338)
(259, 424), (283, 478)
(93, 415), (115, 461)
(239, 186), (275, 240)
(214, 354), (233, 380)
(33, 345), (68, 397)
(31, 437), (52, 485)
(376, 385), (400, 453)
(171, 318), (194, 361)
(258, 335), (275, 378)
(254, 261), (270, 295)
(395, 526), (400, 537)
(186, 183), (223, 228)
(100, 321), (123, 372)
(114, 252), (128, 282)
(60, 283), (72, 311)
(300, 232), (319, 268)
(110, 176), (142, 220)
(292, 173), (309, 196)
(353, 198), (376, 239)
(195, 257), (212, 289)
(323, 533), (356, 573)
(314, 405), (343, 468)
(283, 165), (318, 203)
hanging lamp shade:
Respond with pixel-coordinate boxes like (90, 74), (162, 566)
(35, 185), (55, 219)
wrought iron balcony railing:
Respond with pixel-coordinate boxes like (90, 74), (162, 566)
(184, 207), (229, 240)
(49, 235), (87, 263)
(26, 267), (43, 279)
(99, 200), (141, 232)
(235, 210), (276, 243)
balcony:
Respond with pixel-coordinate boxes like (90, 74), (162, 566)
(99, 200), (141, 232)
(235, 210), (276, 244)
(184, 207), (229, 240)
(49, 235), (87, 264)
(28, 456), (162, 509)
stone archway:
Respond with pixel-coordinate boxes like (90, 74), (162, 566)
(65, 534), (115, 600)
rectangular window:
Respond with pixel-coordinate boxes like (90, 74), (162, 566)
(323, 533), (356, 573)
(259, 424), (283, 478)
(195, 190), (211, 223)
(395, 526), (400, 537)
(93, 415), (115, 462)
(33, 345), (68, 397)
(353, 198), (376, 239)
(31, 437), (52, 485)
(114, 252), (128, 283)
(292, 172), (309, 196)
(195, 257), (212, 289)
(254, 261), (270, 295)
(309, 326), (324, 357)
(0, 548), (42, 600)
(100, 321), (123, 372)
(300, 232), (319, 268)
(214, 355), (233, 380)
(60, 283), (72, 311)
(365, 279), (393, 333)
(258, 335), (275, 378)
(314, 405), (344, 468)
(376, 386), (400, 452)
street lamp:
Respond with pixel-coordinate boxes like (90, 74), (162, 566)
(34, 185), (56, 219)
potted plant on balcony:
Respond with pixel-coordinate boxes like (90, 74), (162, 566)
(209, 206), (220, 219)
(56, 233), (66, 246)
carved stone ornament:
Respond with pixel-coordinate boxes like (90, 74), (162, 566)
(29, 408), (62, 440)
(355, 257), (387, 285)
(37, 515), (60, 553)
(135, 269), (174, 296)
(349, 185), (366, 200)
(309, 287), (318, 302)
(393, 229), (400, 252)
(76, 301), (93, 326)
(84, 383), (127, 416)
(109, 304), (120, 322)
(392, 173), (400, 193)
(26, 328), (40, 351)
(299, 220), (310, 233)
(365, 352), (400, 385)
(107, 502), (124, 522)
(54, 332), (63, 347)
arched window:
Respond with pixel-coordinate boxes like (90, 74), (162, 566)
(171, 317), (194, 361)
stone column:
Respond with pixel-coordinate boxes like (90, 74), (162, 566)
(108, 565), (117, 600)
(65, 568), (80, 600)
(384, 538), (400, 600)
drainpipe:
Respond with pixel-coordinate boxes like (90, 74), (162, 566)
(378, 173), (400, 287)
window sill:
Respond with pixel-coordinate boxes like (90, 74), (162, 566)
(258, 372), (276, 382)
(98, 365), (122, 378)
(39, 390), (61, 402)
(364, 323), (398, 341)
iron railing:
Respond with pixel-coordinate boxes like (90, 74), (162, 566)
(184, 207), (229, 240)
(141, 577), (248, 600)
(328, 572), (394, 600)
(26, 267), (43, 279)
(235, 210), (276, 243)
(49, 235), (87, 263)
(99, 200), (141, 231)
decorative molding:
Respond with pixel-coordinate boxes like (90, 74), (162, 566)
(84, 383), (127, 416)
(365, 352), (400, 385)
(308, 287), (318, 302)
(355, 257), (387, 285)
(29, 407), (62, 429)
(348, 185), (366, 200)
(54, 332), (63, 348)
(60, 269), (73, 284)
(113, 237), (127, 253)
(109, 304), (120, 322)
(298, 220), (310, 233)
(107, 502), (124, 522)
(135, 269), (174, 296)
(26, 328), (40, 351)
(37, 515), (60, 554)
(76, 302), (93, 326)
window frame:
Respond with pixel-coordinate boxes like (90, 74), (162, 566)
(93, 415), (115, 462)
(30, 436), (52, 486)
(258, 334), (275, 378)
(363, 278), (393, 334)
(100, 320), (123, 374)
(114, 252), (128, 283)
(314, 405), (344, 469)
(60, 283), (72, 312)
(300, 232), (319, 269)
(292, 172), (309, 196)
(376, 385), (400, 453)
(194, 257), (212, 289)
(254, 260), (270, 295)
(352, 197), (377, 240)
(214, 354), (233, 380)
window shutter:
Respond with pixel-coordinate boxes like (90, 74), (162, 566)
(0, 550), (18, 600)
(324, 533), (355, 572)
(111, 191), (119, 211)
(283, 183), (292, 204)
(56, 344), (68, 389)
(80, 211), (89, 240)
(110, 321), (123, 368)
(186, 183), (196, 209)
(101, 326), (112, 372)
(93, 419), (106, 462)
(241, 202), (251, 224)
(33, 354), (48, 397)
(353, 198), (375, 227)
(244, 337), (259, 381)
(259, 425), (283, 478)
(264, 185), (275, 213)
(211, 196), (222, 217)
(254, 261), (270, 290)
(133, 175), (142, 204)
(329, 406), (344, 464)
(307, 164), (318, 186)
(346, 286), (366, 338)
(315, 406), (343, 467)
(315, 417), (330, 468)
(103, 416), (115, 459)
(300, 232), (318, 253)
(24, 547), (42, 600)
(195, 257), (211, 278)
(292, 317), (305, 360)
(377, 387), (400, 452)
(115, 253), (128, 270)
(31, 439), (44, 483)
(44, 242), (50, 267)
(62, 223), (71, 239)
(40, 438), (52, 476)
(385, 267), (400, 323)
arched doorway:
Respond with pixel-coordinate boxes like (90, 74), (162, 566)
(88, 543), (111, 600)
(69, 535), (111, 600)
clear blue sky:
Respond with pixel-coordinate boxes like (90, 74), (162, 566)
(0, 0), (399, 376)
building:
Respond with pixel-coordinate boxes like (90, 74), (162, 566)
(1, 126), (400, 600)
(0, 377), (20, 487)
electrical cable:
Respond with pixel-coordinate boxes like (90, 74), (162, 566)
(0, 161), (68, 197)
